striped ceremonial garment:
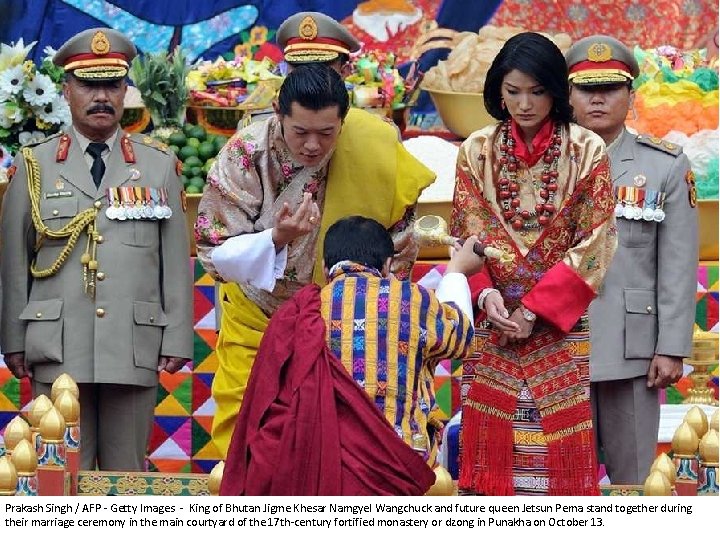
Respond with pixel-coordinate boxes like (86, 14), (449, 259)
(320, 263), (474, 464)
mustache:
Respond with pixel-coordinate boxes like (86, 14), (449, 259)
(87, 104), (115, 115)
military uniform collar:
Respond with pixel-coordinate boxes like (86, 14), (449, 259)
(73, 127), (120, 156)
(607, 128), (636, 183)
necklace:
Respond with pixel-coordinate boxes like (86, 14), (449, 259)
(497, 120), (562, 231)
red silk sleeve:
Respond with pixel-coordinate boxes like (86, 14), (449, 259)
(522, 261), (595, 333)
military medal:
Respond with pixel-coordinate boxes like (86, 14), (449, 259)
(142, 188), (154, 219)
(642, 190), (655, 221)
(55, 178), (65, 190)
(653, 192), (666, 222)
(105, 188), (118, 220)
(129, 167), (141, 181)
(614, 186), (626, 217)
(633, 174), (646, 188)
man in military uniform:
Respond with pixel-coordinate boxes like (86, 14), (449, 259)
(567, 36), (698, 484)
(0, 28), (193, 471)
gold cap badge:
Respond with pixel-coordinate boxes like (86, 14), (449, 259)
(587, 42), (612, 62)
(299, 15), (318, 41)
(91, 31), (111, 55)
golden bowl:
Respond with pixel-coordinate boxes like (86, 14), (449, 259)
(426, 89), (495, 139)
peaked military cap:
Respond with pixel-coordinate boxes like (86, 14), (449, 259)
(277, 12), (360, 63)
(566, 35), (639, 86)
(54, 28), (137, 81)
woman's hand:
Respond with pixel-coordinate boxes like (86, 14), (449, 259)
(498, 308), (535, 346)
(271, 192), (321, 250)
(484, 291), (520, 333)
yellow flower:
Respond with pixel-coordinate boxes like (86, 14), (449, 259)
(249, 26), (268, 46)
(234, 43), (253, 59)
(35, 119), (51, 130)
(22, 60), (35, 77)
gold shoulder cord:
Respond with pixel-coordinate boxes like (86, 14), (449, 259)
(22, 147), (99, 296)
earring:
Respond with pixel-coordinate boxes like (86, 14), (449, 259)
(501, 99), (506, 110)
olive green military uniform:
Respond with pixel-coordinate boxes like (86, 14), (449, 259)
(0, 28), (193, 471)
(567, 36), (699, 483)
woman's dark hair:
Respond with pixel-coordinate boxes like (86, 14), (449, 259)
(323, 216), (394, 272)
(278, 63), (350, 119)
(483, 32), (573, 124)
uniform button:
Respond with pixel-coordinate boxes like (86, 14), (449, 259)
(36, 312), (42, 318)
(96, 308), (105, 318)
(52, 209), (59, 216)
(94, 201), (102, 209)
(646, 306), (653, 313)
(149, 316), (155, 323)
(96, 235), (104, 243)
(96, 272), (105, 281)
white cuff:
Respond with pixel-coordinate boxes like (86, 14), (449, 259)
(477, 288), (499, 310)
(211, 228), (288, 291)
(436, 272), (473, 320)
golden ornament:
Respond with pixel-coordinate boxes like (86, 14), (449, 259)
(650, 453), (676, 487)
(54, 389), (80, 425)
(39, 407), (66, 443)
(11, 439), (38, 476)
(684, 406), (709, 439)
(643, 470), (671, 496)
(28, 394), (53, 429)
(208, 461), (225, 496)
(298, 16), (318, 40)
(51, 373), (79, 402)
(710, 409), (719, 433)
(587, 42), (612, 62)
(425, 465), (455, 496)
(2, 416), (31, 453)
(672, 421), (700, 457)
(0, 456), (18, 495)
(698, 429), (719, 465)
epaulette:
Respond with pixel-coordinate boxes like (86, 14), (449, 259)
(636, 134), (682, 157)
(129, 133), (172, 155)
(23, 131), (63, 148)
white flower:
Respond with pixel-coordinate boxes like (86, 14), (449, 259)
(43, 45), (58, 59)
(18, 130), (46, 146)
(0, 65), (26, 99)
(23, 72), (56, 106)
(0, 100), (25, 128)
(0, 39), (36, 71)
(34, 96), (70, 126)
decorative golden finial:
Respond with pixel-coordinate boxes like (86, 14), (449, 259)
(685, 332), (719, 406)
(699, 429), (719, 465)
(2, 415), (31, 453)
(54, 390), (80, 425)
(643, 470), (672, 496)
(684, 406), (709, 439)
(11, 439), (38, 476)
(51, 373), (79, 402)
(39, 407), (66, 443)
(425, 465), (455, 496)
(28, 394), (54, 428)
(208, 461), (225, 496)
(0, 456), (18, 495)
(650, 453), (676, 487)
(710, 409), (719, 433)
(672, 420), (700, 457)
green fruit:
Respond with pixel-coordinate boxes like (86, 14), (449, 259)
(183, 155), (203, 168)
(182, 123), (196, 137)
(178, 145), (199, 161)
(189, 176), (206, 189)
(168, 144), (180, 155)
(202, 158), (216, 175)
(213, 135), (229, 152)
(179, 174), (189, 187)
(198, 141), (216, 161)
(186, 184), (202, 194)
(187, 125), (207, 141)
(190, 166), (203, 179)
(186, 137), (201, 148)
(168, 132), (187, 147)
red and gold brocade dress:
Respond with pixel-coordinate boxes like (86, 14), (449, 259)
(451, 120), (617, 496)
